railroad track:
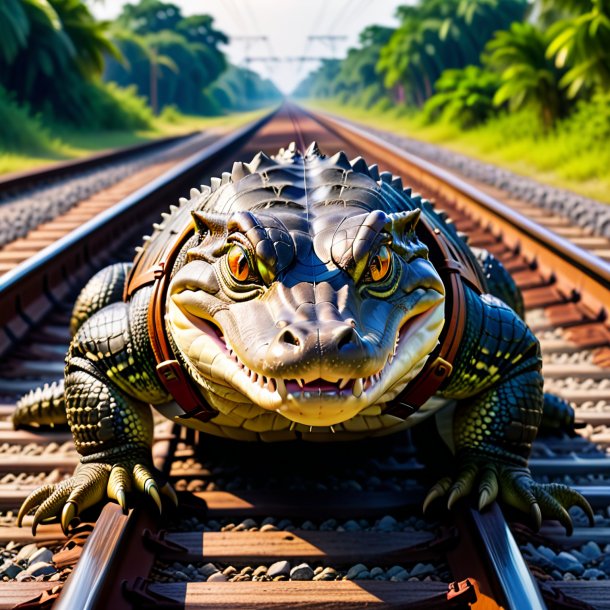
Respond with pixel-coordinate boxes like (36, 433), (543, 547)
(0, 103), (608, 609)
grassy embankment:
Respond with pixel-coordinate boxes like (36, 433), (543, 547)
(308, 99), (610, 204)
(0, 94), (269, 176)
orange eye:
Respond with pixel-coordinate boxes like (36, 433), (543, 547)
(227, 245), (250, 282)
(369, 245), (392, 282)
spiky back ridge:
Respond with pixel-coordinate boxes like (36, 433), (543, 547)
(134, 142), (464, 256)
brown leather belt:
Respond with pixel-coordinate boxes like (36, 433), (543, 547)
(385, 211), (484, 419)
(125, 213), (217, 422)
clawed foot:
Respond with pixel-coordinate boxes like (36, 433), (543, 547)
(423, 460), (594, 534)
(17, 459), (177, 535)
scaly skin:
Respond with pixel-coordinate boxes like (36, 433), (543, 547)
(14, 143), (593, 534)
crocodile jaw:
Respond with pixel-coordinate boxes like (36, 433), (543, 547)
(167, 299), (444, 426)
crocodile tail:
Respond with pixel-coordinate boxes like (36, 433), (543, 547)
(12, 380), (67, 429)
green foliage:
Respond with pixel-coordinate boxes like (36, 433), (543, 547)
(0, 0), (123, 124)
(208, 65), (282, 114)
(377, 0), (528, 106)
(422, 66), (501, 127)
(546, 0), (610, 97)
(485, 21), (566, 127)
(106, 1), (271, 116)
(0, 86), (57, 153)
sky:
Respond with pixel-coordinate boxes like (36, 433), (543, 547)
(91, 0), (409, 93)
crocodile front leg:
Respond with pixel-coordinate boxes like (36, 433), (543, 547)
(18, 290), (176, 534)
(423, 289), (593, 533)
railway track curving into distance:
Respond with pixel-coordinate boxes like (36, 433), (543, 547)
(0, 103), (608, 609)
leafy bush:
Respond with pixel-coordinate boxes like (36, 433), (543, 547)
(0, 87), (56, 153)
(41, 79), (153, 130)
(423, 66), (501, 128)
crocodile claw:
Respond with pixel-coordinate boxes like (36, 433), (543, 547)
(424, 459), (594, 534)
(18, 458), (177, 533)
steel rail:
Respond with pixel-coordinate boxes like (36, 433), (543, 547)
(304, 107), (610, 316)
(0, 132), (196, 195)
(0, 108), (278, 357)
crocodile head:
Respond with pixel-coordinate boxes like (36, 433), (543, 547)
(167, 144), (445, 428)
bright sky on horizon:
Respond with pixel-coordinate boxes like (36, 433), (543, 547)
(91, 0), (409, 94)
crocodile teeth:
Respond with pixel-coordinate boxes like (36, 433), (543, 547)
(352, 378), (363, 398)
(296, 379), (304, 389)
(338, 378), (349, 390)
(276, 378), (287, 400)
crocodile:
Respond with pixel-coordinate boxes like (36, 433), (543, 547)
(13, 142), (592, 535)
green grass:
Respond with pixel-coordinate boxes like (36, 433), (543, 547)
(0, 101), (270, 176)
(308, 99), (610, 204)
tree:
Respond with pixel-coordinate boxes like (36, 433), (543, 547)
(546, 0), (610, 97)
(485, 22), (566, 128)
(377, 0), (527, 106)
(0, 0), (119, 111)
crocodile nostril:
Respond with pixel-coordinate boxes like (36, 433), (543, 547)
(336, 326), (358, 351)
(279, 328), (301, 347)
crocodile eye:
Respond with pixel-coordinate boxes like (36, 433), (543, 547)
(368, 245), (392, 282)
(227, 245), (250, 282)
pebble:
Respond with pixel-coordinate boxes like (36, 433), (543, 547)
(386, 565), (407, 578)
(198, 563), (219, 577)
(346, 564), (368, 580)
(267, 561), (291, 578)
(313, 567), (337, 581)
(552, 552), (584, 576)
(582, 568), (607, 580)
(377, 515), (397, 532)
(581, 542), (602, 560)
(15, 544), (38, 564)
(27, 562), (56, 577)
(290, 563), (314, 581)
(29, 548), (54, 565)
(0, 134), (213, 249)
(207, 572), (228, 582)
(410, 563), (435, 578)
(0, 561), (23, 578)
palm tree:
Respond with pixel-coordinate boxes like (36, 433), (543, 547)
(485, 22), (565, 128)
(546, 0), (610, 97)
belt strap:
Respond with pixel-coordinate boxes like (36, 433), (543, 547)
(385, 211), (479, 419)
(126, 216), (217, 422)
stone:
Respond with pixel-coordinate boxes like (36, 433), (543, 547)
(553, 552), (584, 576)
(369, 567), (385, 578)
(410, 563), (435, 578)
(313, 567), (337, 581)
(386, 565), (407, 578)
(0, 561), (23, 579)
(260, 524), (278, 532)
(27, 562), (56, 577)
(341, 520), (361, 532)
(346, 564), (368, 580)
(199, 563), (220, 577)
(581, 542), (602, 560)
(290, 563), (314, 581)
(267, 561), (291, 578)
(319, 519), (337, 531)
(377, 515), (397, 532)
(207, 572), (227, 582)
(582, 568), (607, 580)
(14, 544), (38, 564)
